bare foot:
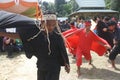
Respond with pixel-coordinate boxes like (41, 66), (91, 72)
(108, 65), (117, 69)
(77, 70), (81, 78)
(89, 60), (92, 65)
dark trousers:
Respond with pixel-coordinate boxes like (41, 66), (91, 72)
(109, 45), (120, 60)
(5, 45), (14, 57)
(37, 68), (60, 80)
(0, 37), (4, 52)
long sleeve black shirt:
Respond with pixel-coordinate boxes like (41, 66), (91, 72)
(19, 27), (69, 71)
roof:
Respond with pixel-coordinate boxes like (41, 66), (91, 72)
(75, 0), (105, 8)
(70, 9), (119, 16)
(76, 9), (118, 13)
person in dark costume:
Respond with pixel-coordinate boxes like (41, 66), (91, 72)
(108, 20), (120, 69)
(3, 37), (15, 58)
(0, 36), (4, 52)
(60, 20), (70, 32)
(0, 11), (70, 80)
(96, 18), (114, 48)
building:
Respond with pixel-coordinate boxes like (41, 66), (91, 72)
(70, 0), (119, 19)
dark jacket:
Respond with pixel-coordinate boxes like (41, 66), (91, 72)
(19, 27), (69, 70)
(96, 20), (114, 47)
(113, 28), (120, 46)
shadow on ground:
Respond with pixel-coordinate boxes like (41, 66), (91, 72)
(79, 64), (120, 80)
(0, 51), (24, 58)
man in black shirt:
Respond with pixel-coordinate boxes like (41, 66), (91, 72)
(96, 17), (114, 48)
(108, 20), (120, 69)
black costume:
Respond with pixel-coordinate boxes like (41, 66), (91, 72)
(96, 20), (114, 47)
(19, 27), (69, 80)
(0, 37), (4, 52)
(3, 38), (15, 57)
(109, 28), (120, 60)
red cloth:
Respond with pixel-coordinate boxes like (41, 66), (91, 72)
(62, 28), (78, 55)
(63, 28), (110, 66)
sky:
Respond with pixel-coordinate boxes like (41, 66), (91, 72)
(42, 0), (70, 3)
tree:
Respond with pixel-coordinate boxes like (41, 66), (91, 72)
(69, 0), (79, 12)
(63, 3), (72, 16)
(105, 0), (120, 13)
(54, 0), (79, 17)
(105, 0), (112, 9)
(42, 1), (49, 10)
(111, 0), (120, 12)
(41, 1), (55, 13)
(55, 0), (66, 17)
(49, 3), (56, 13)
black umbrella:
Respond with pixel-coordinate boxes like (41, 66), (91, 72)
(0, 10), (38, 29)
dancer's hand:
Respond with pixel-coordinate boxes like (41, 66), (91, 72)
(65, 64), (70, 73)
(104, 45), (111, 49)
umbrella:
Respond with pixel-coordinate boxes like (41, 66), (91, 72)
(0, 0), (38, 13)
(0, 10), (37, 29)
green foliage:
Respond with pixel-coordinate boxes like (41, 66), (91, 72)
(55, 0), (66, 17)
(54, 0), (78, 17)
(63, 3), (72, 15)
(42, 1), (55, 14)
(105, 0), (120, 13)
(105, 0), (112, 9)
(42, 1), (49, 10)
(111, 0), (120, 12)
(69, 0), (79, 12)
(56, 3), (72, 17)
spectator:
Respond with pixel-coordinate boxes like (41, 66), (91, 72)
(60, 20), (70, 32)
(0, 36), (4, 52)
(96, 18), (114, 48)
(3, 37), (15, 58)
(15, 39), (23, 51)
(108, 20), (120, 69)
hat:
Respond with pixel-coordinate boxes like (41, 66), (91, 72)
(108, 20), (117, 27)
(42, 11), (57, 20)
(85, 20), (91, 27)
(43, 14), (57, 20)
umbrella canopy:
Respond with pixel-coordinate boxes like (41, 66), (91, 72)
(0, 0), (42, 18)
(0, 10), (37, 29)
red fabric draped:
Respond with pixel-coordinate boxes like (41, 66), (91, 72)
(63, 28), (110, 66)
(63, 28), (79, 55)
(63, 28), (110, 56)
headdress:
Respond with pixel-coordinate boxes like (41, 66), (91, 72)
(42, 14), (57, 20)
(85, 20), (91, 27)
(27, 11), (62, 55)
